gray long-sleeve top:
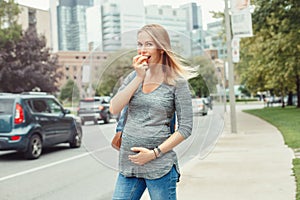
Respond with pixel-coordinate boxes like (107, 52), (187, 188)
(118, 71), (193, 180)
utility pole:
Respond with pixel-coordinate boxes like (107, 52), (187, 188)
(224, 0), (237, 133)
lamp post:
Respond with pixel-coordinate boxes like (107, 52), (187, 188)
(224, 0), (237, 133)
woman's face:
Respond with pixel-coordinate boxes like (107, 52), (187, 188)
(137, 31), (163, 65)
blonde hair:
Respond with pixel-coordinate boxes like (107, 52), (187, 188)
(138, 24), (191, 85)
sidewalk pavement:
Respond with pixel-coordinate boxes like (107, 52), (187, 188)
(177, 104), (296, 200)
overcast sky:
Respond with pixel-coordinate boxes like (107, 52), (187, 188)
(16, 0), (224, 28)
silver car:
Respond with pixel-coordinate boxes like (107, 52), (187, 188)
(192, 98), (209, 116)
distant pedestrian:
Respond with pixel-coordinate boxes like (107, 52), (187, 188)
(110, 24), (194, 200)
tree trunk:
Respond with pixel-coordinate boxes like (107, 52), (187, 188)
(287, 91), (293, 106)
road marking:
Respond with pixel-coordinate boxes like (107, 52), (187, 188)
(0, 146), (110, 182)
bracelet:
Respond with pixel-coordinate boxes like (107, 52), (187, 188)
(156, 146), (163, 157)
(153, 149), (158, 159)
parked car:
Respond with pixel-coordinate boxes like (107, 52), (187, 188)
(0, 92), (82, 159)
(192, 98), (209, 116)
(77, 96), (114, 125)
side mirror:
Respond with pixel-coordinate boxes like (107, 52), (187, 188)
(64, 109), (71, 114)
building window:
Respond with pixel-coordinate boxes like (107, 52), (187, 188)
(75, 56), (79, 59)
(83, 56), (86, 59)
(65, 66), (69, 71)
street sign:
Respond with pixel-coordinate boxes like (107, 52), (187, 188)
(231, 8), (253, 38)
(230, 0), (250, 12)
(232, 37), (240, 63)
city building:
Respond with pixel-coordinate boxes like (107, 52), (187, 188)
(144, 5), (188, 55)
(86, 0), (144, 52)
(204, 20), (227, 60)
(180, 3), (204, 56)
(57, 0), (93, 51)
(86, 1), (204, 57)
(55, 51), (109, 97)
(17, 5), (52, 48)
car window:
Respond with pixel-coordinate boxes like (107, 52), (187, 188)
(0, 99), (14, 115)
(79, 99), (101, 108)
(30, 99), (50, 113)
(46, 99), (63, 114)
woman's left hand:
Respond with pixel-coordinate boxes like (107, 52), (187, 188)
(128, 147), (156, 166)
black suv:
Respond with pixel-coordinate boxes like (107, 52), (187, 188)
(0, 92), (82, 159)
(77, 96), (113, 125)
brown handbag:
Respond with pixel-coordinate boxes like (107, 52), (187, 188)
(111, 131), (122, 151)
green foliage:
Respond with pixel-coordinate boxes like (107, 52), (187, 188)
(293, 159), (300, 200)
(236, 0), (300, 107)
(59, 79), (80, 102)
(95, 49), (136, 96)
(188, 55), (218, 97)
(0, 0), (22, 47)
(244, 106), (300, 148)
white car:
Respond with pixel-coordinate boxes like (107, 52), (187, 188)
(192, 98), (209, 116)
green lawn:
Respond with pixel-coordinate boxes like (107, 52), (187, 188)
(244, 106), (300, 199)
(244, 106), (300, 149)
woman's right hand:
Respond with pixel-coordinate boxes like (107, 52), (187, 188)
(132, 55), (149, 79)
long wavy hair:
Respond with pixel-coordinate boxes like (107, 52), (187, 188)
(138, 24), (194, 85)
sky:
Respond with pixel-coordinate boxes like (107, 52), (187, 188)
(16, 0), (224, 29)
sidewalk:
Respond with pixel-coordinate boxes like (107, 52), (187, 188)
(177, 105), (296, 200)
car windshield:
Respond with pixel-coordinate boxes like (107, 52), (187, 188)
(0, 99), (14, 115)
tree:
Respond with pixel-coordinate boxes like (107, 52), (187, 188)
(95, 49), (136, 96)
(188, 55), (218, 97)
(59, 79), (80, 102)
(0, 0), (21, 47)
(236, 0), (300, 107)
(0, 27), (62, 93)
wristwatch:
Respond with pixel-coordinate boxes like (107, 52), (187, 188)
(156, 146), (163, 157)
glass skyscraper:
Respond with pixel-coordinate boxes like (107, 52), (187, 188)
(57, 0), (93, 51)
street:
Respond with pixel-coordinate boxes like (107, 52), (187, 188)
(0, 104), (225, 200)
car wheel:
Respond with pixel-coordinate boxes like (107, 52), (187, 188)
(69, 128), (82, 148)
(103, 113), (110, 124)
(24, 134), (42, 159)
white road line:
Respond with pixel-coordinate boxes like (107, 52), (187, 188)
(0, 146), (110, 182)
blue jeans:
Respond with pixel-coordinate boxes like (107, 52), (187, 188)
(112, 166), (178, 200)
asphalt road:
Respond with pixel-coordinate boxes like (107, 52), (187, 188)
(0, 104), (225, 200)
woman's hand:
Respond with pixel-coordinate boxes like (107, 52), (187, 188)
(128, 147), (156, 166)
(132, 55), (149, 79)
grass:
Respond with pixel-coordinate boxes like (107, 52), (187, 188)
(244, 106), (300, 199)
(244, 106), (300, 149)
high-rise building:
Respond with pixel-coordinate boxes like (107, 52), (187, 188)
(86, 1), (204, 57)
(204, 20), (227, 59)
(144, 3), (203, 57)
(145, 5), (187, 55)
(86, 0), (144, 52)
(180, 3), (204, 56)
(17, 5), (52, 48)
(57, 0), (93, 51)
